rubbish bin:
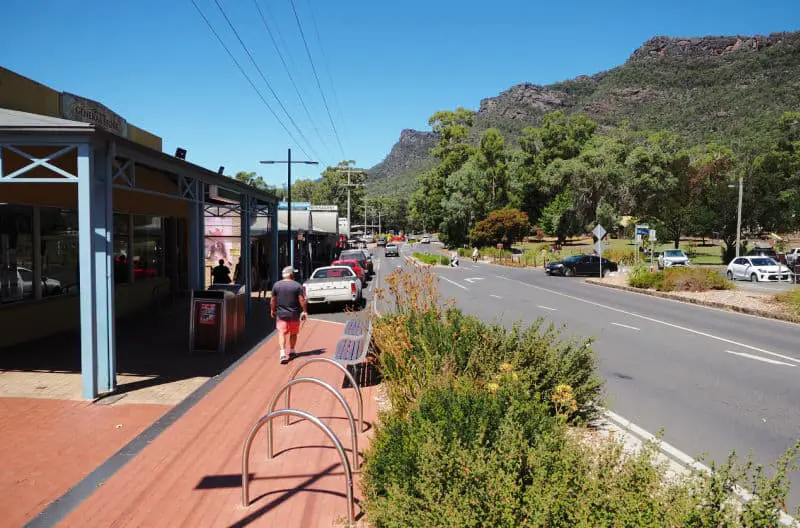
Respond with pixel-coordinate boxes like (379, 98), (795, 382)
(190, 284), (245, 354)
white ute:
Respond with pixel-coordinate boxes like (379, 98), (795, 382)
(303, 266), (363, 311)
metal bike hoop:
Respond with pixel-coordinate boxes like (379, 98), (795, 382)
(241, 408), (354, 524)
(267, 377), (358, 469)
(287, 357), (364, 433)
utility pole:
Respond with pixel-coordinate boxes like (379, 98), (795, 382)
(261, 148), (318, 271)
(336, 165), (364, 238)
(735, 174), (743, 258)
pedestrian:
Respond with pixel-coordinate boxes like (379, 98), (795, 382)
(211, 259), (231, 284)
(270, 266), (308, 364)
(472, 246), (479, 263)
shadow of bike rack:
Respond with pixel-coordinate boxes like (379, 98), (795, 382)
(241, 408), (354, 524)
(286, 357), (364, 433)
(266, 376), (359, 469)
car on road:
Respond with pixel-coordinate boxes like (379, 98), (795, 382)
(785, 248), (800, 267)
(359, 249), (375, 275)
(377, 237), (387, 247)
(726, 256), (793, 282)
(303, 266), (363, 311)
(658, 249), (690, 269)
(384, 243), (400, 257)
(545, 254), (618, 278)
(331, 259), (367, 286)
(338, 249), (371, 276)
(420, 236), (431, 244)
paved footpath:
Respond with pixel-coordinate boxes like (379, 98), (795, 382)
(43, 319), (375, 528)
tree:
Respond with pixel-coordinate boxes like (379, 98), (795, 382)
(539, 190), (582, 245)
(476, 128), (508, 209)
(233, 171), (269, 191)
(468, 207), (530, 247)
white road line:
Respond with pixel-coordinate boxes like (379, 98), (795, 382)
(537, 305), (557, 311)
(490, 294), (502, 299)
(439, 276), (469, 290)
(497, 276), (800, 365)
(611, 322), (641, 331)
(725, 350), (796, 367)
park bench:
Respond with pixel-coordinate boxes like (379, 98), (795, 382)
(334, 318), (379, 386)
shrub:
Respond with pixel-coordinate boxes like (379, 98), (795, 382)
(628, 267), (732, 292)
(604, 248), (637, 266)
(776, 288), (800, 315)
(412, 252), (450, 266)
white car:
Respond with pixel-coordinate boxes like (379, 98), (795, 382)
(658, 249), (690, 269)
(726, 256), (793, 282)
(420, 236), (431, 244)
(786, 248), (800, 267)
(303, 266), (363, 310)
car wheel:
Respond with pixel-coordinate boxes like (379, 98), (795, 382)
(750, 273), (758, 283)
(726, 271), (733, 281)
(564, 267), (575, 277)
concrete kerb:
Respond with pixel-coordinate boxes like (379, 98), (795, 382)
(586, 278), (800, 326)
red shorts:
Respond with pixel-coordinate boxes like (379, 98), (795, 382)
(276, 318), (301, 335)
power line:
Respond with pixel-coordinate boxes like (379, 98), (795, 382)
(211, 0), (323, 163)
(287, 0), (345, 159)
(189, 0), (313, 159)
(304, 0), (347, 142)
(252, 0), (332, 159)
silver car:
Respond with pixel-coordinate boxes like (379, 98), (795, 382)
(658, 249), (690, 269)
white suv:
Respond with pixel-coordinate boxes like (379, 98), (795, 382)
(658, 249), (690, 269)
(786, 248), (800, 267)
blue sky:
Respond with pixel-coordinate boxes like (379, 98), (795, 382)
(1, 0), (798, 186)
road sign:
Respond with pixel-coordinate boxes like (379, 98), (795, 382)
(635, 224), (650, 236)
(592, 223), (607, 240)
(594, 241), (605, 255)
(636, 234), (642, 243)
(649, 229), (657, 241)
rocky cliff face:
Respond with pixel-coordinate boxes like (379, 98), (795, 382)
(477, 83), (574, 122)
(367, 129), (439, 192)
(628, 31), (800, 61)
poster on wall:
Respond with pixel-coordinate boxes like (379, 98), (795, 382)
(198, 303), (217, 325)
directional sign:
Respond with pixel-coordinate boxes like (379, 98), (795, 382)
(592, 223), (607, 240)
(594, 241), (605, 255)
(649, 229), (657, 241)
(464, 277), (484, 284)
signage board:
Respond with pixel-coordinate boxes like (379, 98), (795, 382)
(649, 229), (657, 242)
(592, 224), (607, 241)
(635, 224), (650, 236)
(278, 202), (312, 211)
(594, 241), (605, 255)
(60, 92), (128, 137)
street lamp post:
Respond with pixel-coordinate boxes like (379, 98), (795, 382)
(261, 148), (318, 271)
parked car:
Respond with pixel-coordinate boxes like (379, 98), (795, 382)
(726, 256), (792, 282)
(545, 254), (618, 278)
(385, 243), (400, 257)
(377, 237), (387, 247)
(17, 266), (63, 297)
(420, 236), (431, 244)
(359, 249), (375, 275)
(658, 249), (690, 269)
(339, 249), (371, 276)
(331, 259), (367, 286)
(785, 248), (800, 267)
(303, 266), (362, 311)
(747, 247), (778, 259)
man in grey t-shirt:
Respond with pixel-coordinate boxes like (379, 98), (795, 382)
(270, 266), (307, 364)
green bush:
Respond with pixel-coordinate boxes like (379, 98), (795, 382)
(412, 252), (450, 266)
(628, 267), (732, 292)
(776, 288), (800, 315)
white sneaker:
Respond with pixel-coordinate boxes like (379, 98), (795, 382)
(280, 350), (288, 364)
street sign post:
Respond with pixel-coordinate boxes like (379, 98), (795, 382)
(635, 224), (649, 265)
(593, 223), (606, 278)
(649, 229), (657, 270)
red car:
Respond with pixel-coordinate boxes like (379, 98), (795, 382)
(331, 259), (366, 286)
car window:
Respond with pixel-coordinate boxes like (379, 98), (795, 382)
(664, 250), (683, 257)
(18, 268), (33, 281)
(750, 257), (775, 266)
(732, 258), (746, 265)
(563, 256), (581, 263)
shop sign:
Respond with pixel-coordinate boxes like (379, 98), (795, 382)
(60, 92), (128, 137)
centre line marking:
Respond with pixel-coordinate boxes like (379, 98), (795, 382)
(440, 276), (468, 290)
(537, 305), (557, 311)
(725, 350), (795, 367)
(612, 322), (641, 331)
(496, 276), (800, 365)
(490, 294), (502, 299)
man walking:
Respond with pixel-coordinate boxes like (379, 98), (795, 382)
(270, 266), (307, 364)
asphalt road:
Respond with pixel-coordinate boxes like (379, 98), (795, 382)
(405, 243), (800, 507)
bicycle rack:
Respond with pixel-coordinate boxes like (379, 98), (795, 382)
(286, 357), (364, 432)
(241, 408), (354, 524)
(267, 377), (359, 468)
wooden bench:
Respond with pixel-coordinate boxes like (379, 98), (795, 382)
(334, 319), (378, 387)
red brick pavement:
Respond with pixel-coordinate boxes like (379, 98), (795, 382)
(0, 398), (170, 527)
(59, 319), (376, 527)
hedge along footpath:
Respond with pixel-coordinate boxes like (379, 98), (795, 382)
(364, 264), (800, 527)
(411, 252), (450, 267)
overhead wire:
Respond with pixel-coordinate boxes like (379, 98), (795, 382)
(211, 0), (324, 163)
(287, 0), (346, 160)
(304, 0), (348, 143)
(252, 0), (333, 159)
(188, 0), (313, 160)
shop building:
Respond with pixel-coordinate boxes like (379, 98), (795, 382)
(0, 67), (278, 399)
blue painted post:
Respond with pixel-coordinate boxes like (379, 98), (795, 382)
(77, 143), (115, 398)
(188, 180), (204, 290)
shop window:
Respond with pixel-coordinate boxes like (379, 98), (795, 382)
(40, 207), (79, 296)
(0, 204), (33, 303)
(132, 215), (163, 280)
(114, 213), (130, 283)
